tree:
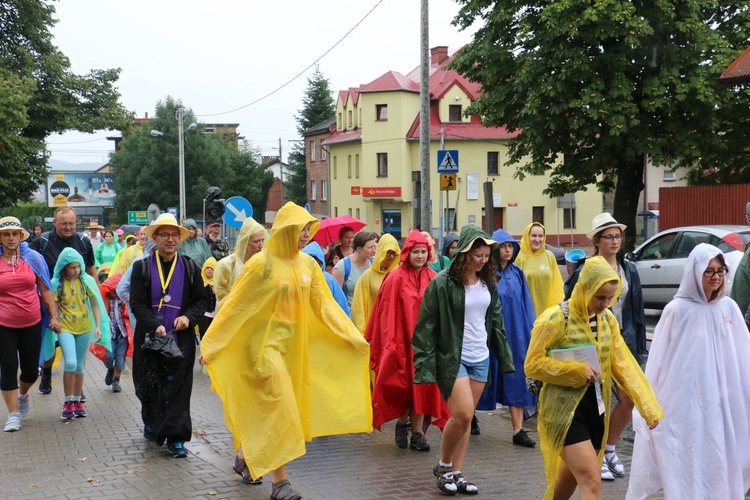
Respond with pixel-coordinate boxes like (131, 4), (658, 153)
(284, 66), (336, 205)
(451, 0), (750, 249)
(111, 97), (274, 223)
(0, 0), (131, 208)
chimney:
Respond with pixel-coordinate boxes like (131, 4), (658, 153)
(145, 112), (148, 119)
(431, 46), (449, 66)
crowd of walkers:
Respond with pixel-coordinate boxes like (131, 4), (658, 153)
(2, 202), (750, 500)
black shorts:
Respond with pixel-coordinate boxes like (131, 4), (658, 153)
(564, 384), (605, 447)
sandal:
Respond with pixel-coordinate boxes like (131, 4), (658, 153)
(271, 479), (302, 500)
(233, 454), (262, 485)
(454, 472), (478, 495)
(433, 463), (458, 495)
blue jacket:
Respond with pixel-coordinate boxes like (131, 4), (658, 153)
(564, 255), (648, 364)
(302, 242), (351, 317)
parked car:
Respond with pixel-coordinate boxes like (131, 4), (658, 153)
(546, 243), (566, 265)
(626, 225), (750, 309)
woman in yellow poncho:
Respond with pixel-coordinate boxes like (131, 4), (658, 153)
(213, 217), (267, 302)
(524, 256), (662, 500)
(200, 202), (372, 500)
(515, 222), (565, 317)
(351, 233), (401, 334)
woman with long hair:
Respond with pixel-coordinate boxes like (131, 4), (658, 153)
(413, 225), (514, 495)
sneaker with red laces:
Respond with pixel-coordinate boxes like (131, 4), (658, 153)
(61, 401), (74, 420)
(73, 401), (87, 418)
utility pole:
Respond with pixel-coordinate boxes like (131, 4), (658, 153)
(419, 0), (430, 231)
(176, 107), (186, 222)
(439, 127), (445, 240)
(279, 138), (284, 202)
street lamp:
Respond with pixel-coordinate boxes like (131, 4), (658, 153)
(151, 110), (197, 221)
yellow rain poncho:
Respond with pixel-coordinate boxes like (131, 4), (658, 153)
(201, 257), (216, 286)
(200, 202), (372, 480)
(515, 222), (564, 316)
(524, 256), (662, 499)
(111, 240), (144, 276)
(214, 217), (267, 302)
(351, 233), (401, 334)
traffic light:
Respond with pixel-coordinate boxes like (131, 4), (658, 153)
(205, 187), (225, 222)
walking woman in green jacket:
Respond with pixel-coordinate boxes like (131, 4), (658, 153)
(413, 224), (515, 495)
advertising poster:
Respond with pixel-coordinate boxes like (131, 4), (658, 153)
(47, 172), (116, 208)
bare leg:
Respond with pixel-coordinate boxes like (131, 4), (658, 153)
(410, 413), (425, 433)
(74, 373), (84, 397)
(63, 371), (75, 396)
(509, 406), (525, 430)
(606, 387), (634, 445)
(18, 380), (32, 396)
(554, 441), (601, 500)
(272, 465), (287, 483)
(2, 390), (18, 413)
(114, 369), (123, 380)
(440, 377), (485, 471)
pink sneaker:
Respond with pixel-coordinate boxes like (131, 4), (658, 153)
(73, 401), (87, 418)
(61, 401), (74, 420)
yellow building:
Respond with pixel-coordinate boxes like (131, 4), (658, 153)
(325, 46), (603, 244)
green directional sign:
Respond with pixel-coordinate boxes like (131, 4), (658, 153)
(128, 211), (149, 225)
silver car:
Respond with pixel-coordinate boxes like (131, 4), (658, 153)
(626, 225), (750, 309)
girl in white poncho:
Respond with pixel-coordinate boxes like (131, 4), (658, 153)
(628, 243), (750, 500)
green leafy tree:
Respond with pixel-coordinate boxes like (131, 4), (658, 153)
(111, 97), (274, 223)
(0, 0), (131, 208)
(285, 66), (335, 205)
(451, 0), (750, 249)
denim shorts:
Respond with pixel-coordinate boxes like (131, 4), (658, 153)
(456, 356), (490, 382)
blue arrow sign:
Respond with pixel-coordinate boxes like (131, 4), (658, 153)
(304, 202), (311, 212)
(224, 196), (253, 229)
(437, 149), (459, 173)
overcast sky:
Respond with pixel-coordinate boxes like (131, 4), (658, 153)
(45, 0), (480, 165)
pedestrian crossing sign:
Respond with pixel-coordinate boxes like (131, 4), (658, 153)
(437, 149), (459, 173)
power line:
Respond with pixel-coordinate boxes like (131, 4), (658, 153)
(196, 0), (384, 118)
(46, 137), (110, 145)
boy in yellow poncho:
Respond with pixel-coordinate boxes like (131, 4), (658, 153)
(351, 232), (401, 334)
(200, 202), (372, 500)
(524, 256), (662, 500)
(515, 222), (564, 317)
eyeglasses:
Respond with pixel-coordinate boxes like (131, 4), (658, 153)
(599, 234), (622, 241)
(156, 233), (181, 240)
(703, 267), (728, 277)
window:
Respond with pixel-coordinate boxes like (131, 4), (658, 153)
(487, 152), (499, 175)
(334, 206), (339, 217)
(321, 141), (327, 161)
(355, 154), (360, 179)
(449, 105), (462, 122)
(333, 156), (338, 179)
(563, 208), (576, 229)
(310, 180), (317, 201)
(663, 170), (676, 181)
(532, 206), (544, 226)
(376, 104), (388, 121)
(377, 153), (388, 177)
(321, 180), (327, 201)
(348, 208), (353, 216)
(309, 140), (316, 162)
(356, 208), (360, 220)
(337, 112), (342, 129)
(638, 233), (678, 260)
(348, 110), (353, 128)
(204, 127), (216, 134)
(347, 155), (352, 179)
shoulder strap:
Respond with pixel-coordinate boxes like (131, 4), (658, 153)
(140, 256), (150, 283)
(343, 256), (351, 296)
(39, 231), (51, 255)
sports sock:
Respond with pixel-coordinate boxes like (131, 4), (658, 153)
(439, 461), (452, 468)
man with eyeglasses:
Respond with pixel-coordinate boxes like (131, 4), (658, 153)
(30, 206), (97, 395)
(129, 213), (209, 458)
(730, 201), (750, 330)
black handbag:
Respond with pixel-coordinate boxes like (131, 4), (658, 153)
(142, 330), (183, 371)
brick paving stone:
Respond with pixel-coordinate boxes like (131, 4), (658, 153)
(3, 353), (749, 499)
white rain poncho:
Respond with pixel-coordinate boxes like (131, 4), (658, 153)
(525, 256), (662, 499)
(628, 243), (750, 500)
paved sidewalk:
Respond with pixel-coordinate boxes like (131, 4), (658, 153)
(2, 355), (641, 499)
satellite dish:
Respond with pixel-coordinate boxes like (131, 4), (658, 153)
(147, 203), (161, 223)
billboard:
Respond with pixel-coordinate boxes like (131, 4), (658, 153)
(47, 172), (116, 208)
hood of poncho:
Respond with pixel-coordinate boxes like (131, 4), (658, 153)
(372, 233), (401, 274)
(674, 243), (725, 304)
(234, 217), (267, 264)
(491, 228), (521, 267)
(264, 202), (320, 260)
(519, 222), (547, 257)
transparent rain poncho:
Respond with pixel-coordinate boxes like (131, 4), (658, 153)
(213, 217), (267, 302)
(200, 202), (372, 480)
(524, 256), (662, 499)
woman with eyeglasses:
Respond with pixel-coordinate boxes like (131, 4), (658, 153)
(564, 213), (647, 481)
(628, 243), (750, 500)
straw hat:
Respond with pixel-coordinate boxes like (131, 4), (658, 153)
(587, 213), (627, 240)
(0, 216), (30, 241)
(86, 221), (103, 230)
(142, 213), (190, 241)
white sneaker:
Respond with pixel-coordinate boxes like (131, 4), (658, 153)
(605, 452), (626, 476)
(4, 413), (21, 432)
(601, 462), (615, 481)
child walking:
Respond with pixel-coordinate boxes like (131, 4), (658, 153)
(47, 248), (111, 419)
(99, 272), (132, 393)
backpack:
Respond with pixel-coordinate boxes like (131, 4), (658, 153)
(341, 256), (374, 299)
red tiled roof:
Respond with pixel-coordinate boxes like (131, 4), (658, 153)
(358, 71), (420, 93)
(323, 128), (362, 145)
(338, 88), (360, 107)
(405, 102), (518, 140)
(720, 47), (750, 84)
